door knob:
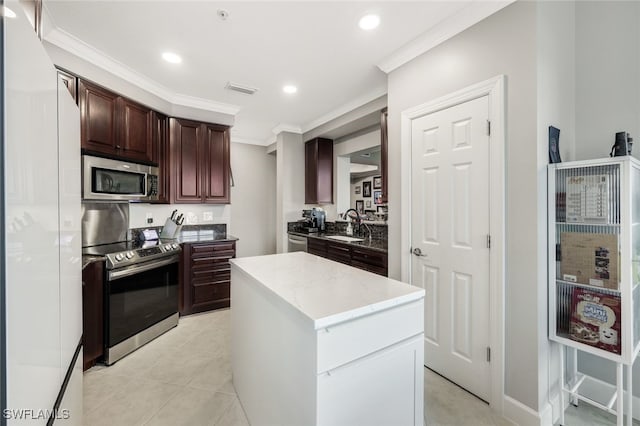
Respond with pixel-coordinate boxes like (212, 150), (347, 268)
(413, 247), (427, 257)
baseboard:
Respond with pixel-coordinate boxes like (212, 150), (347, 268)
(503, 395), (549, 426)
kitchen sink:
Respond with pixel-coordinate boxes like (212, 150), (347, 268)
(325, 235), (364, 243)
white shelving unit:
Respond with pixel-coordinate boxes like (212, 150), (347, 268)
(549, 157), (640, 426)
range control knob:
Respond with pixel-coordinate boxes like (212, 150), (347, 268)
(172, 243), (179, 249)
(125, 251), (135, 259)
(114, 253), (125, 262)
(165, 244), (172, 251)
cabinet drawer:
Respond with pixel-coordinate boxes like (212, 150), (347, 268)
(191, 255), (232, 270)
(192, 269), (231, 285)
(351, 247), (387, 267)
(190, 242), (235, 256)
(317, 299), (423, 373)
(351, 260), (387, 277)
(193, 282), (230, 304)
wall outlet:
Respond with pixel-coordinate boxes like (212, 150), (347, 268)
(186, 212), (198, 224)
(146, 212), (153, 224)
(203, 211), (213, 221)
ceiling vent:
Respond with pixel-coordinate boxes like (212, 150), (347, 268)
(225, 82), (258, 95)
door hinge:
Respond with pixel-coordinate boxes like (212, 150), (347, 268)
(486, 120), (491, 136)
(486, 234), (491, 249)
(486, 347), (491, 362)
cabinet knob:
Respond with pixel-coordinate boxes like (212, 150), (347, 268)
(116, 145), (121, 149)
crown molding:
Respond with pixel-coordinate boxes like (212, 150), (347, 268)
(301, 85), (387, 134)
(376, 0), (515, 74)
(271, 124), (303, 135)
(44, 27), (241, 116)
(231, 136), (270, 146)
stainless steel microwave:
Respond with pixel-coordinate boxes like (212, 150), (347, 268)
(82, 155), (159, 201)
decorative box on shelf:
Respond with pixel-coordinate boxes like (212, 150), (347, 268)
(549, 156), (640, 426)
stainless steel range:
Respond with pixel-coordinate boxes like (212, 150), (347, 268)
(82, 202), (181, 365)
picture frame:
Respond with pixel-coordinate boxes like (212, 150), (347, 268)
(363, 181), (372, 197)
(374, 190), (383, 204)
(376, 205), (387, 213)
(365, 200), (371, 208)
(373, 176), (382, 189)
(355, 200), (364, 213)
(354, 185), (361, 195)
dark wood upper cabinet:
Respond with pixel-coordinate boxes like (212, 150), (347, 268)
(79, 79), (155, 165)
(169, 118), (230, 204)
(79, 79), (118, 156)
(203, 124), (231, 204)
(120, 98), (152, 163)
(305, 137), (333, 204)
(380, 108), (388, 204)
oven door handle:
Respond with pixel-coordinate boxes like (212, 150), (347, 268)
(107, 256), (179, 281)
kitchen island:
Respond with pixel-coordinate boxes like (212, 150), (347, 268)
(230, 252), (425, 426)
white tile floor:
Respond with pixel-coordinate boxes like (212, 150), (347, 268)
(83, 309), (635, 426)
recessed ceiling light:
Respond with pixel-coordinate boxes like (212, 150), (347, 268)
(2, 6), (16, 18)
(162, 52), (182, 64)
(359, 14), (380, 30)
(283, 85), (297, 94)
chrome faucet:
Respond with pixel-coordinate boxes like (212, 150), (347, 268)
(344, 208), (361, 235)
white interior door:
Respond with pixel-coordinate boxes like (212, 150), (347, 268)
(410, 95), (491, 401)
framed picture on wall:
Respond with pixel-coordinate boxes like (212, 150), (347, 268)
(374, 190), (383, 204)
(356, 200), (364, 213)
(365, 200), (371, 208)
(363, 181), (372, 197)
(355, 185), (361, 195)
(373, 176), (382, 189)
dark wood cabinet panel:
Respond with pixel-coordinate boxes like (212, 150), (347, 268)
(79, 79), (157, 165)
(151, 112), (170, 203)
(82, 261), (104, 371)
(305, 237), (387, 276)
(180, 241), (236, 315)
(79, 79), (118, 156)
(203, 124), (230, 203)
(169, 118), (231, 204)
(170, 118), (203, 203)
(305, 138), (333, 204)
(120, 98), (152, 163)
(57, 69), (77, 102)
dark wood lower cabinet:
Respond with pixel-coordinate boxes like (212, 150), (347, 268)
(306, 237), (388, 276)
(82, 261), (104, 371)
(180, 241), (236, 315)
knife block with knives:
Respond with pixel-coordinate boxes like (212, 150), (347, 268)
(160, 210), (183, 239)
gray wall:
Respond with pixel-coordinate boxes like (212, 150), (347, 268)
(387, 1), (542, 412)
(570, 0), (640, 398)
(230, 143), (277, 258)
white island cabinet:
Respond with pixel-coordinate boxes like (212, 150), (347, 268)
(230, 252), (425, 426)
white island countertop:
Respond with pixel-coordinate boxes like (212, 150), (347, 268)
(230, 252), (424, 329)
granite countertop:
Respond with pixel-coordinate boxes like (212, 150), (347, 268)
(230, 252), (423, 329)
(288, 230), (387, 253)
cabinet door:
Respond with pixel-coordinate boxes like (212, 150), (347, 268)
(305, 141), (318, 204)
(120, 98), (152, 163)
(202, 124), (230, 204)
(170, 118), (203, 203)
(305, 138), (333, 204)
(79, 79), (118, 156)
(151, 112), (170, 203)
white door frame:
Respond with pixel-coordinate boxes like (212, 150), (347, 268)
(400, 75), (506, 412)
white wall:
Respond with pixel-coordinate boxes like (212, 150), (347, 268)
(537, 1), (576, 421)
(229, 143), (277, 257)
(275, 131), (306, 253)
(387, 1), (541, 415)
(569, 0), (640, 402)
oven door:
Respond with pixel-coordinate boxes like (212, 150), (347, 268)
(105, 256), (178, 361)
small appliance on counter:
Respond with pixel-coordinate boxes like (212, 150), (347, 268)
(297, 208), (326, 233)
(160, 209), (184, 239)
(610, 131), (633, 157)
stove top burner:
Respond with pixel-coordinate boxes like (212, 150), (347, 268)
(82, 239), (181, 269)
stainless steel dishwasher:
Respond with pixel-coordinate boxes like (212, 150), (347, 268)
(287, 234), (308, 252)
